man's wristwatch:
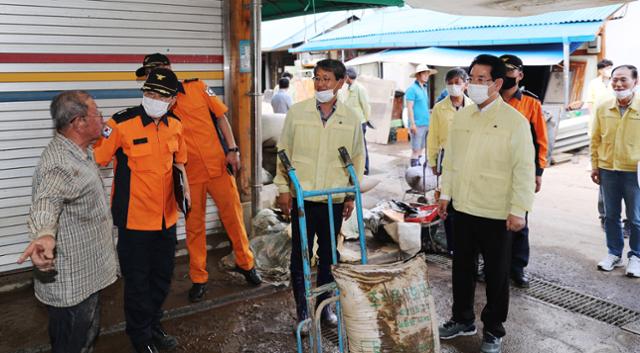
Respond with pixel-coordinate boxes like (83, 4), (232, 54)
(228, 147), (240, 153)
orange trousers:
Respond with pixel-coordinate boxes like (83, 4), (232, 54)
(186, 173), (255, 284)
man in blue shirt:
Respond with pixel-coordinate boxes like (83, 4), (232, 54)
(405, 64), (437, 166)
(271, 77), (293, 114)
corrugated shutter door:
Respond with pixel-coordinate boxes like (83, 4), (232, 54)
(0, 0), (225, 273)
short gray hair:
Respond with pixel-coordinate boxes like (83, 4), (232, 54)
(50, 90), (92, 131)
(445, 67), (469, 83)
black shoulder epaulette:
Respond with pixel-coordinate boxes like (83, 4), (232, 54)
(183, 78), (199, 83)
(167, 112), (181, 122)
(112, 106), (143, 124)
(522, 89), (540, 100)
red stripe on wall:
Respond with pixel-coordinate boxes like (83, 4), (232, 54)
(0, 53), (223, 64)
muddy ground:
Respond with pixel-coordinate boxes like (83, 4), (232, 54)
(3, 143), (640, 353)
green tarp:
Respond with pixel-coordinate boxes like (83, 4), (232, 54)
(262, 0), (404, 21)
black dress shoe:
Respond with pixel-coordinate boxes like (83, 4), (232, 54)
(233, 266), (263, 286)
(188, 283), (208, 303)
(151, 325), (178, 350)
(511, 272), (530, 288)
(133, 343), (159, 353)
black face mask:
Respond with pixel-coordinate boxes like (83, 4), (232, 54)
(501, 77), (518, 90)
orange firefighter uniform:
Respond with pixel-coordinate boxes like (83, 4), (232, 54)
(506, 89), (548, 176)
(94, 106), (187, 230)
(172, 78), (255, 283)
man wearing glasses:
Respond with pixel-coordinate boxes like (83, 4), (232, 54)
(18, 91), (118, 353)
(275, 59), (365, 334)
(437, 54), (535, 353)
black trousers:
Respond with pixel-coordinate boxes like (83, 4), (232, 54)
(47, 291), (101, 353)
(511, 213), (529, 276)
(444, 203), (455, 254)
(452, 210), (513, 338)
(118, 225), (177, 346)
(290, 199), (344, 320)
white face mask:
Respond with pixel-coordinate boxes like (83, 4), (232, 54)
(467, 83), (492, 105)
(142, 96), (170, 118)
(315, 88), (335, 103)
(614, 89), (634, 100)
(446, 84), (465, 97)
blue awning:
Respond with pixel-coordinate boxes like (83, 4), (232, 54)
(289, 5), (621, 53)
(292, 21), (602, 52)
(345, 43), (584, 67)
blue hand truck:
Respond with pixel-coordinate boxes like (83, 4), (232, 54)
(278, 147), (369, 353)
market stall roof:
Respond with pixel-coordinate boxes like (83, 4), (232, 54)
(344, 43), (584, 67)
(290, 4), (623, 52)
(406, 0), (629, 17)
(262, 0), (404, 21)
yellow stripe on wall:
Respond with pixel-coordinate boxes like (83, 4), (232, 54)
(0, 71), (223, 82)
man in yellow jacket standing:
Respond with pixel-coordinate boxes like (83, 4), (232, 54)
(275, 59), (365, 334)
(590, 64), (640, 278)
(437, 55), (535, 353)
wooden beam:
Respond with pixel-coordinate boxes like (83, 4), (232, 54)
(229, 0), (252, 200)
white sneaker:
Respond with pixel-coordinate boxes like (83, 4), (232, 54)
(597, 254), (624, 271)
(626, 256), (640, 278)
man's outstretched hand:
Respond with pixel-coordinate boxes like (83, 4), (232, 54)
(17, 235), (56, 271)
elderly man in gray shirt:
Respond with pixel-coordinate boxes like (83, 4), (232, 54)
(18, 90), (118, 353)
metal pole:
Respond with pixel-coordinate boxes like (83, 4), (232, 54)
(563, 38), (571, 110)
(250, 0), (263, 217)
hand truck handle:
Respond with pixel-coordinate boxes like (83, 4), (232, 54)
(338, 146), (353, 167)
(278, 150), (294, 171)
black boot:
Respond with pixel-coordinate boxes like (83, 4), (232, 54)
(233, 266), (263, 286)
(151, 324), (178, 350)
(188, 283), (207, 303)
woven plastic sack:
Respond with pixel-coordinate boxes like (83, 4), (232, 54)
(332, 254), (440, 353)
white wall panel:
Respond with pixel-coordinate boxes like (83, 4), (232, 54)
(0, 0), (226, 273)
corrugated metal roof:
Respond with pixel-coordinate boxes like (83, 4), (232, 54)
(291, 4), (623, 52)
(293, 21), (603, 52)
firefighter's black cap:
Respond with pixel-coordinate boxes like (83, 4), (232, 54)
(135, 53), (171, 77)
(141, 68), (178, 97)
(500, 54), (523, 71)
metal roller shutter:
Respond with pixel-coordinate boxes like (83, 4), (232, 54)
(0, 0), (226, 273)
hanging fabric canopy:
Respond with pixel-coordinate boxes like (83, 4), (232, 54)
(262, 0), (404, 21)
